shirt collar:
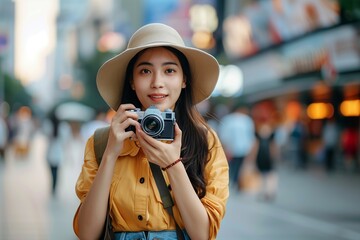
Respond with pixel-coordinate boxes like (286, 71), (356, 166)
(119, 138), (141, 157)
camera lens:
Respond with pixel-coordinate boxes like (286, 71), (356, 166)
(142, 115), (164, 137)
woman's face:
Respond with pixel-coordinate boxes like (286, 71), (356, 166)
(131, 47), (186, 111)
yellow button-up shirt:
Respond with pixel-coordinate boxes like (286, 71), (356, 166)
(73, 130), (229, 239)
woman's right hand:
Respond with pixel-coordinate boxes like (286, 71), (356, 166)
(104, 103), (140, 160)
(77, 104), (139, 240)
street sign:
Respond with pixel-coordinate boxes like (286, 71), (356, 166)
(0, 34), (7, 51)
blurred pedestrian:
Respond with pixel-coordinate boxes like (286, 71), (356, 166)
(45, 112), (63, 196)
(55, 102), (94, 203)
(247, 122), (278, 201)
(73, 23), (229, 240)
(218, 103), (255, 191)
(322, 117), (339, 172)
(13, 106), (34, 158)
(288, 119), (308, 169)
(341, 126), (359, 171)
(0, 111), (8, 160)
(281, 101), (308, 169)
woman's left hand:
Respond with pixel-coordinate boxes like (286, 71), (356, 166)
(135, 122), (182, 168)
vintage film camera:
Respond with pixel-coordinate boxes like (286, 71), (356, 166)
(126, 105), (175, 141)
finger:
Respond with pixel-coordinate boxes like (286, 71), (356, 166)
(112, 104), (137, 121)
(129, 131), (137, 141)
(121, 130), (134, 140)
(112, 111), (139, 132)
(116, 103), (136, 113)
(136, 124), (158, 148)
(173, 123), (182, 143)
(120, 118), (139, 131)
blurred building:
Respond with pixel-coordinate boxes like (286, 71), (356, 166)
(222, 0), (359, 103)
(219, 0), (360, 168)
(1, 0), (359, 164)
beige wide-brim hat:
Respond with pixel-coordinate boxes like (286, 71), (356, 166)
(96, 23), (220, 110)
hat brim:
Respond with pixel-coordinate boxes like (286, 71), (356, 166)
(97, 43), (219, 110)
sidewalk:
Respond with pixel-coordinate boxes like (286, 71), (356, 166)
(217, 164), (360, 240)
(0, 131), (78, 240)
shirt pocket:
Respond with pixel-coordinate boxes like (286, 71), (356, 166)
(149, 172), (172, 226)
(109, 176), (132, 230)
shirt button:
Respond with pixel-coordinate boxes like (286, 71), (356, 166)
(139, 177), (145, 184)
(138, 215), (143, 221)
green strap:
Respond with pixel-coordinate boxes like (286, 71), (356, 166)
(94, 126), (110, 165)
(93, 127), (184, 239)
(94, 126), (114, 240)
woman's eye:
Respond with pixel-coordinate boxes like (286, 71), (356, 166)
(140, 69), (151, 74)
(165, 68), (176, 74)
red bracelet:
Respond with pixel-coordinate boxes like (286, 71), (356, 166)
(162, 158), (182, 171)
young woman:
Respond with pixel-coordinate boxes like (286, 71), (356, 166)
(73, 23), (229, 240)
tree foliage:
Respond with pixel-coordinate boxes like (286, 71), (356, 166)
(2, 73), (32, 112)
(76, 50), (117, 112)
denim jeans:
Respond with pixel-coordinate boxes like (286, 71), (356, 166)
(114, 230), (190, 240)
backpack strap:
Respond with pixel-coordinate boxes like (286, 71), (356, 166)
(93, 126), (114, 240)
(94, 126), (110, 165)
(93, 126), (184, 239)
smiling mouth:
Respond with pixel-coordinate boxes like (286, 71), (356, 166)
(149, 94), (167, 100)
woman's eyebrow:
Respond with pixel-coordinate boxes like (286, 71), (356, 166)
(162, 61), (179, 66)
(136, 62), (152, 67)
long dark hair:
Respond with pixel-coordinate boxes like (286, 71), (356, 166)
(123, 46), (215, 198)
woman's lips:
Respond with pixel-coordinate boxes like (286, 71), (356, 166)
(149, 94), (167, 102)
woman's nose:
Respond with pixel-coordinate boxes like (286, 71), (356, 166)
(150, 73), (164, 88)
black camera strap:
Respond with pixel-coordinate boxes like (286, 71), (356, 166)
(149, 162), (184, 240)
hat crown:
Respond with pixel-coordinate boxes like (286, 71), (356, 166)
(128, 23), (185, 49)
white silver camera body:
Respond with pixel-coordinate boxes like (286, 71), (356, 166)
(127, 105), (175, 141)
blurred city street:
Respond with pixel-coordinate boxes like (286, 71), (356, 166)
(1, 129), (360, 240)
(0, 130), (78, 240)
(219, 166), (360, 240)
(0, 0), (359, 239)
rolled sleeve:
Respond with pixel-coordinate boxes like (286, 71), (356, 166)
(75, 136), (99, 201)
(202, 130), (229, 239)
(73, 136), (98, 236)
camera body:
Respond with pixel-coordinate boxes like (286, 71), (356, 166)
(127, 105), (175, 141)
